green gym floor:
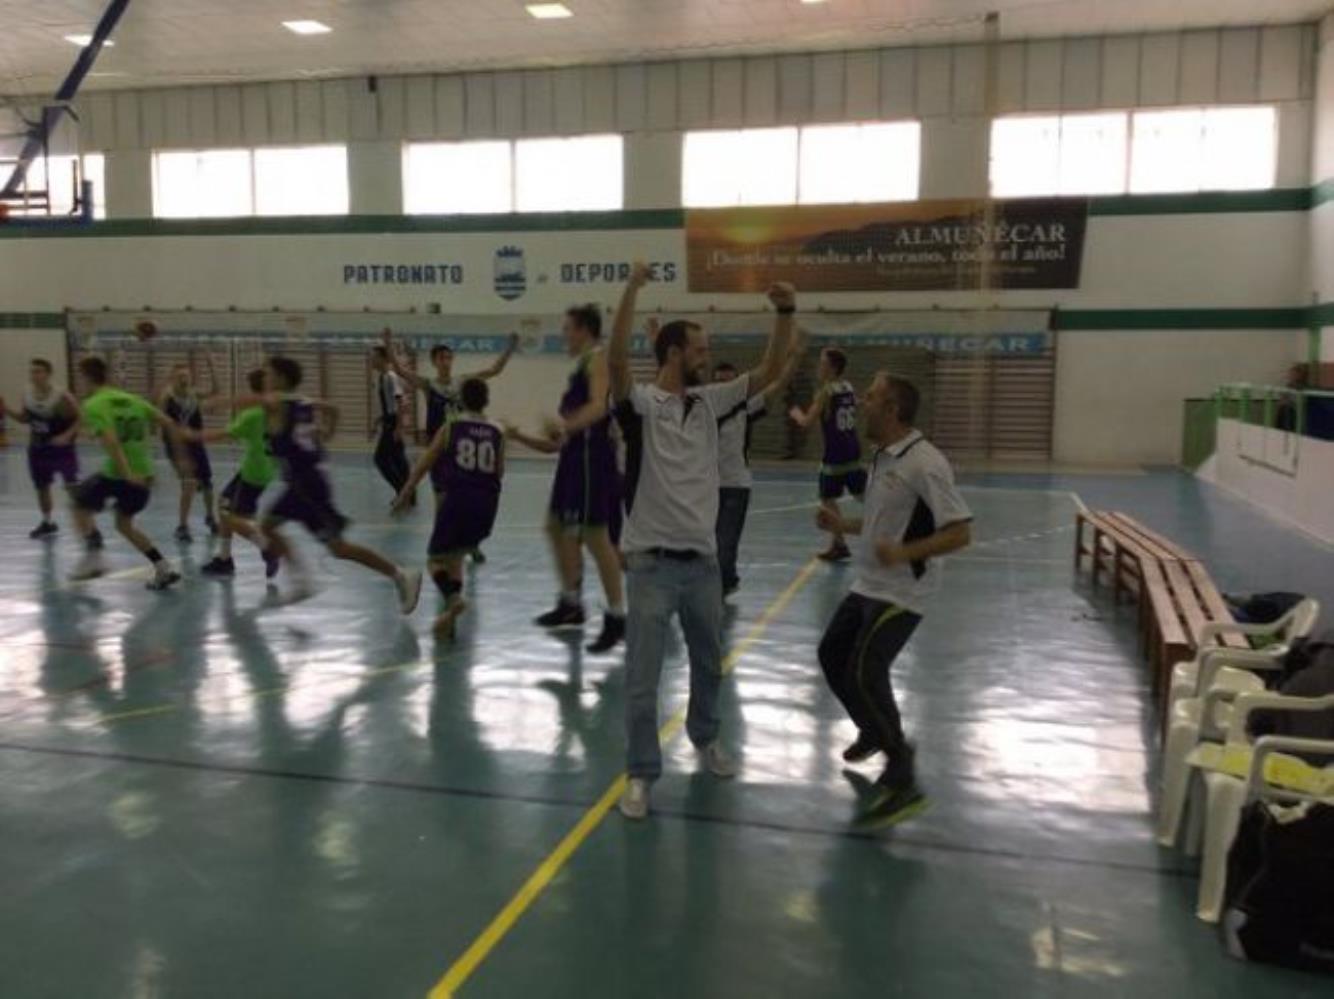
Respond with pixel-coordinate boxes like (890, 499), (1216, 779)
(1, 450), (1330, 998)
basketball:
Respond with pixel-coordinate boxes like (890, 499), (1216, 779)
(134, 320), (158, 341)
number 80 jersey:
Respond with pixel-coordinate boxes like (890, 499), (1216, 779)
(439, 415), (503, 494)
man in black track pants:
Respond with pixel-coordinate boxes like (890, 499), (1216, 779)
(815, 371), (972, 830)
(370, 345), (414, 505)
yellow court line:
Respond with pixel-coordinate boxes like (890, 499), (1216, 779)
(429, 558), (821, 999)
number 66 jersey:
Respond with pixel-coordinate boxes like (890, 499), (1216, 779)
(429, 412), (504, 558)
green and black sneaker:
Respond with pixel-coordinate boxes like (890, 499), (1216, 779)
(854, 782), (930, 831)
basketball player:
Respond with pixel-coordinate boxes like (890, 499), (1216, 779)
(68, 356), (181, 590)
(381, 327), (518, 561)
(392, 378), (504, 638)
(815, 372), (971, 829)
(190, 369), (280, 579)
(713, 349), (800, 596)
(256, 356), (422, 612)
(159, 356), (220, 542)
(1, 358), (91, 541)
(369, 345), (413, 504)
(506, 304), (624, 655)
(790, 348), (865, 562)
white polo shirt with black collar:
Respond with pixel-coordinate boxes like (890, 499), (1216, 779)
(619, 374), (751, 556)
(716, 393), (768, 490)
(851, 429), (972, 613)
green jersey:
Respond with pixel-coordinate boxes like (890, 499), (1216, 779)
(228, 406), (277, 487)
(82, 387), (157, 480)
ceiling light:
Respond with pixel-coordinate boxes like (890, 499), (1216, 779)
(800, 0), (830, 4)
(526, 3), (573, 19)
(65, 34), (114, 47)
(282, 20), (332, 35)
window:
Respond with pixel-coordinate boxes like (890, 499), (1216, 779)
(403, 135), (623, 214)
(683, 128), (798, 208)
(515, 135), (623, 212)
(152, 145), (348, 218)
(6, 153), (105, 218)
(990, 105), (1277, 197)
(254, 145), (349, 216)
(403, 141), (512, 214)
(990, 113), (1128, 196)
(153, 149), (252, 218)
(683, 122), (920, 208)
(1131, 106), (1276, 193)
(798, 122), (920, 204)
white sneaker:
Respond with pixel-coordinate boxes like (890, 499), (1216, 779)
(69, 552), (106, 582)
(697, 741), (738, 779)
(618, 777), (650, 820)
(396, 568), (423, 614)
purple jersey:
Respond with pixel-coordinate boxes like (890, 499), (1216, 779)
(820, 381), (862, 470)
(269, 397), (326, 482)
(23, 389), (76, 448)
(438, 416), (503, 494)
(559, 350), (611, 449)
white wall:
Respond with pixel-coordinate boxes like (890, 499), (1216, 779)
(1053, 331), (1295, 465)
(26, 24), (1314, 217)
(1310, 14), (1334, 366)
(1203, 418), (1334, 543)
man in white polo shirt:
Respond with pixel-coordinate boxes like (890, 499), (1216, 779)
(815, 371), (972, 830)
(713, 351), (799, 597)
(609, 263), (797, 820)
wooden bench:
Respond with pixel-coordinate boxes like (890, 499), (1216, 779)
(1074, 509), (1247, 700)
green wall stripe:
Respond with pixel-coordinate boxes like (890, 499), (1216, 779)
(1052, 308), (1307, 331)
(0, 313), (65, 329)
(1087, 187), (1311, 216)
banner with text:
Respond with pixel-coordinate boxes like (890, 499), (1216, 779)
(686, 198), (1089, 293)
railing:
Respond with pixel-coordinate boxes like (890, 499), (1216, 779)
(1214, 383), (1334, 476)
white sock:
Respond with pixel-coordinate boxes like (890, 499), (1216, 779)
(609, 601), (625, 617)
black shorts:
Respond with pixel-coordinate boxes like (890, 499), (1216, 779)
(168, 442), (214, 488)
(73, 475), (151, 517)
(220, 475), (266, 518)
(264, 474), (348, 543)
(819, 467), (867, 501)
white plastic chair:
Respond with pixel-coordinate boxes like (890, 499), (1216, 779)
(1158, 678), (1244, 848)
(1185, 691), (1334, 923)
(1167, 599), (1320, 711)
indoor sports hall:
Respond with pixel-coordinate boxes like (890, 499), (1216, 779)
(2, 3), (1334, 998)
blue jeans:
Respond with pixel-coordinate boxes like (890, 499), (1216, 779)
(625, 551), (724, 781)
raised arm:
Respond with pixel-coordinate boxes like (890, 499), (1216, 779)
(381, 328), (427, 392)
(469, 332), (520, 381)
(609, 262), (651, 402)
(745, 283), (796, 398)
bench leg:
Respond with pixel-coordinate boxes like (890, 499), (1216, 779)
(1090, 528), (1102, 589)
